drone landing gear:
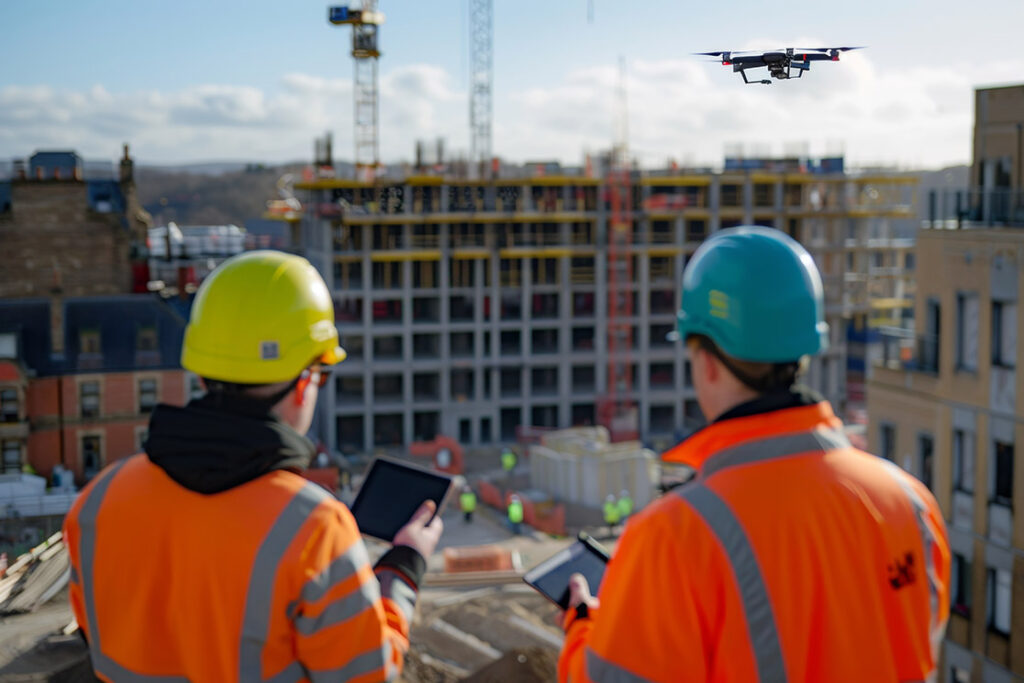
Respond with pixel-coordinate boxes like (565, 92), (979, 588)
(739, 69), (772, 85)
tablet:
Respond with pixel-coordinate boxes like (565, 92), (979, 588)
(349, 457), (454, 542)
(523, 533), (611, 609)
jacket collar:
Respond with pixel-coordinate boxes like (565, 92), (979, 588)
(663, 400), (844, 472)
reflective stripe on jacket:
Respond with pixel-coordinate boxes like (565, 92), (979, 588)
(559, 401), (950, 683)
(64, 454), (414, 682)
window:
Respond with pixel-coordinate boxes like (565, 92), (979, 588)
(955, 293), (978, 371)
(880, 424), (896, 462)
(0, 333), (16, 358)
(987, 568), (1011, 635)
(952, 429), (975, 493)
(950, 553), (971, 616)
(2, 440), (21, 473)
(80, 381), (100, 419)
(451, 370), (474, 401)
(991, 301), (1017, 368)
(993, 441), (1013, 506)
(138, 379), (157, 414)
(917, 434), (934, 491)
(136, 326), (158, 352)
(373, 336), (403, 361)
(80, 330), (101, 355)
(82, 435), (102, 478)
(0, 388), (18, 422)
(136, 428), (149, 451)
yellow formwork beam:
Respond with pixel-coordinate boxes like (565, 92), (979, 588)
(499, 247), (574, 259)
(639, 176), (712, 187)
(370, 250), (442, 262)
(452, 249), (491, 260)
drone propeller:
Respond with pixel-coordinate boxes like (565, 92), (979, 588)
(796, 46), (864, 53)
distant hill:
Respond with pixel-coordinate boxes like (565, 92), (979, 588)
(135, 163), (306, 226)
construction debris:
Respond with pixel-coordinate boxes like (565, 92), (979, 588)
(0, 532), (70, 616)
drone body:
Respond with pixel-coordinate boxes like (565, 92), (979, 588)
(697, 47), (863, 84)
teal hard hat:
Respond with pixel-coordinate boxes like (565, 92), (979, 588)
(674, 226), (828, 362)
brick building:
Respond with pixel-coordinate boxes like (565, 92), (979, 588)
(0, 147), (150, 299)
(0, 295), (192, 485)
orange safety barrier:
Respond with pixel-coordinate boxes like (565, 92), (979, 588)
(443, 545), (517, 573)
(478, 480), (503, 508)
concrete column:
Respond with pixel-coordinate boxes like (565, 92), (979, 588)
(709, 176), (721, 233)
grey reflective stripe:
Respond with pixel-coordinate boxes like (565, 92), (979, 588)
(77, 457), (189, 682)
(309, 640), (393, 683)
(884, 462), (946, 663)
(584, 646), (656, 683)
(299, 540), (372, 605)
(239, 482), (331, 682)
(377, 568), (417, 625)
(69, 566), (79, 584)
(294, 578), (379, 636)
(702, 428), (850, 478)
(675, 484), (788, 683)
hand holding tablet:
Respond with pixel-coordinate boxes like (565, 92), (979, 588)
(350, 457), (454, 544)
(523, 533), (610, 610)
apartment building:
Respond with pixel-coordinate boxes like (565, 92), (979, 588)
(868, 83), (1024, 683)
(293, 158), (916, 455)
(0, 295), (192, 485)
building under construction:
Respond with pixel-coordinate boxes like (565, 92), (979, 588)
(291, 158), (916, 455)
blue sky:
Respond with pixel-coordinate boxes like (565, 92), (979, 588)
(2, 0), (1023, 168)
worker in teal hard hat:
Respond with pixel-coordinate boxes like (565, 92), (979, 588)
(559, 226), (950, 682)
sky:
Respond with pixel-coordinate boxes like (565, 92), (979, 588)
(2, 0), (1023, 170)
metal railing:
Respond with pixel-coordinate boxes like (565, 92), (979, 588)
(928, 188), (1024, 228)
(878, 327), (939, 374)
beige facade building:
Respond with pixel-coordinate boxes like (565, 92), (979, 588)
(869, 83), (1024, 683)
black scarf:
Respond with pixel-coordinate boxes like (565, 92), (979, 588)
(144, 393), (315, 494)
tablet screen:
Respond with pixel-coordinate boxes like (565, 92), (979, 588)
(350, 458), (453, 542)
(525, 540), (609, 609)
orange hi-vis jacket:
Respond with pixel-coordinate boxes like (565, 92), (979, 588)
(560, 401), (950, 683)
(63, 454), (417, 682)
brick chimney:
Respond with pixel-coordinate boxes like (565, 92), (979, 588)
(49, 265), (65, 356)
(119, 143), (134, 183)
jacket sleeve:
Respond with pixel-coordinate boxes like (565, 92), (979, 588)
(62, 496), (88, 642)
(290, 503), (421, 682)
(559, 498), (723, 683)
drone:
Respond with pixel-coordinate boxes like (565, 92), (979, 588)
(696, 47), (863, 85)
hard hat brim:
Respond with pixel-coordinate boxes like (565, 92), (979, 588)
(320, 346), (348, 365)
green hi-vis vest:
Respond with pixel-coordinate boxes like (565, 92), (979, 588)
(508, 500), (524, 524)
(603, 500), (621, 525)
(501, 451), (517, 471)
(460, 492), (477, 513)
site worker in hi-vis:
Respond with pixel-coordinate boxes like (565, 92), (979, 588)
(63, 251), (442, 682)
(558, 227), (950, 682)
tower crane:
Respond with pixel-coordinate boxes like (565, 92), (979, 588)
(469, 0), (493, 178)
(329, 1), (384, 180)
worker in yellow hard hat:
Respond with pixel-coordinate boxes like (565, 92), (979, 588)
(63, 251), (442, 681)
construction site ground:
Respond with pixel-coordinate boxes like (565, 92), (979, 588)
(0, 474), (622, 681)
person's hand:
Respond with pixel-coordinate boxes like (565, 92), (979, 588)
(560, 573), (600, 630)
(393, 500), (444, 559)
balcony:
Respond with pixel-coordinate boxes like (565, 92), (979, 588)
(928, 188), (1024, 228)
(878, 328), (939, 375)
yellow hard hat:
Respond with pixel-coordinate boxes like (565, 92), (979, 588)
(181, 250), (346, 384)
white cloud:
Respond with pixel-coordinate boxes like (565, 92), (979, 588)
(0, 51), (1019, 168)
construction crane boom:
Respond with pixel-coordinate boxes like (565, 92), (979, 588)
(469, 0), (493, 178)
(329, 2), (383, 179)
